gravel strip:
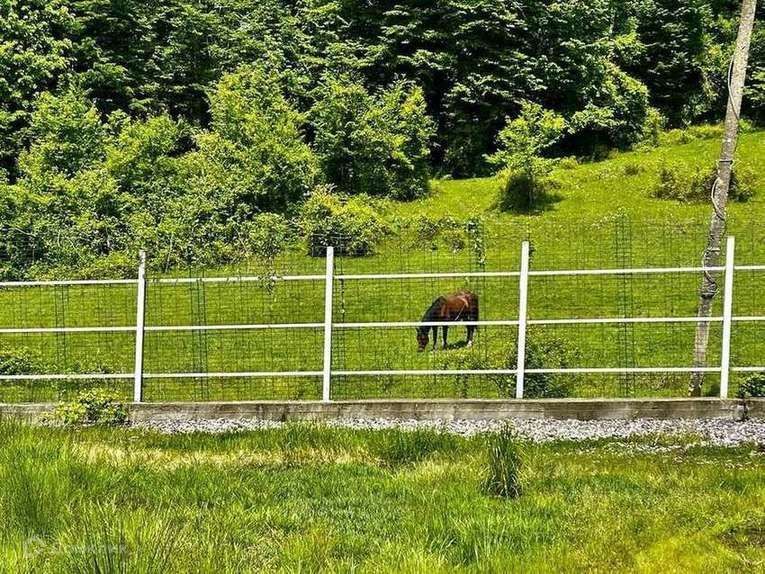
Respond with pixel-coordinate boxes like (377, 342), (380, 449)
(135, 417), (765, 447)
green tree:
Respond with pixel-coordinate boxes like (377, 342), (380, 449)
(311, 78), (433, 199)
(488, 101), (566, 211)
(0, 0), (77, 175)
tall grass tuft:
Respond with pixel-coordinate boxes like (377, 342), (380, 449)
(54, 505), (182, 574)
(482, 425), (522, 499)
(371, 428), (461, 468)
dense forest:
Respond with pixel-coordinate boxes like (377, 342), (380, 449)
(0, 0), (763, 276)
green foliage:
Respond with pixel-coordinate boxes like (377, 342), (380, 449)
(523, 332), (582, 399)
(621, 0), (717, 125)
(193, 65), (319, 214)
(567, 65), (651, 152)
(652, 163), (757, 203)
(0, 0), (762, 273)
(489, 102), (567, 173)
(494, 170), (562, 213)
(1, 0), (756, 184)
(489, 102), (566, 212)
(436, 330), (581, 399)
(660, 124), (724, 146)
(408, 214), (486, 261)
(242, 213), (293, 262)
(482, 425), (522, 499)
(737, 373), (765, 399)
(0, 0), (76, 175)
(311, 79), (433, 200)
(0, 70), (319, 276)
(50, 389), (128, 426)
(748, 29), (765, 124)
(300, 187), (389, 256)
(0, 344), (45, 376)
(20, 89), (109, 179)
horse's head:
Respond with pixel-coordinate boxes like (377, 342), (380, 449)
(416, 328), (429, 352)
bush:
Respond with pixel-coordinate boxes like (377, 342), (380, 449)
(408, 215), (485, 258)
(566, 66), (651, 152)
(660, 124), (723, 147)
(488, 101), (565, 212)
(242, 213), (294, 262)
(737, 373), (765, 399)
(638, 107), (665, 148)
(494, 168), (562, 213)
(311, 78), (434, 200)
(523, 333), (582, 398)
(436, 330), (581, 398)
(652, 163), (757, 203)
(623, 162), (644, 176)
(0, 344), (45, 375)
(558, 157), (579, 170)
(482, 425), (522, 499)
(300, 187), (389, 256)
(50, 389), (128, 426)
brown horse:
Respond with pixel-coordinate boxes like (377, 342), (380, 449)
(416, 290), (479, 351)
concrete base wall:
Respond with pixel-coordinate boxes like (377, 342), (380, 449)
(2, 398), (763, 423)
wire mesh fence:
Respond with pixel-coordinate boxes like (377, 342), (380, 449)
(0, 217), (763, 403)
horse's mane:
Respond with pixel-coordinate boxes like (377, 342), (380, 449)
(418, 296), (445, 334)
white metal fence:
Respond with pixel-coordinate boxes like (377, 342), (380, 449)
(1, 235), (763, 402)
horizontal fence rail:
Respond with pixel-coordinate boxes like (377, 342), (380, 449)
(2, 235), (764, 402)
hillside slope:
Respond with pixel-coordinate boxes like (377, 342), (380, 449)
(2, 129), (765, 403)
(393, 129), (765, 225)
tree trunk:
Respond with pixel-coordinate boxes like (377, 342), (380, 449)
(690, 0), (758, 396)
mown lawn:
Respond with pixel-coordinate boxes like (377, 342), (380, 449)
(2, 129), (765, 402)
(0, 420), (763, 573)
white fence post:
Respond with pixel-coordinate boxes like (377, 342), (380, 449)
(720, 235), (735, 399)
(322, 246), (335, 402)
(516, 241), (530, 399)
(133, 250), (147, 403)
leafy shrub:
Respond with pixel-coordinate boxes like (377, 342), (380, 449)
(652, 163), (757, 203)
(0, 344), (45, 375)
(623, 162), (644, 176)
(523, 333), (583, 398)
(558, 157), (579, 170)
(482, 425), (522, 499)
(408, 215), (485, 259)
(494, 169), (562, 213)
(436, 345), (513, 398)
(566, 66), (651, 153)
(488, 101), (566, 213)
(436, 330), (582, 398)
(242, 213), (294, 262)
(311, 79), (434, 200)
(660, 124), (723, 147)
(737, 373), (765, 399)
(638, 107), (665, 148)
(50, 389), (128, 426)
(300, 187), (389, 256)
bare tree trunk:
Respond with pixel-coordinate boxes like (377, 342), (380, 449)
(690, 0), (758, 396)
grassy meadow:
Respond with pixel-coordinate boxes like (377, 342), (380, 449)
(0, 420), (763, 573)
(2, 128), (765, 402)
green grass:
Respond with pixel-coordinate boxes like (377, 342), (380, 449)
(0, 420), (763, 573)
(392, 129), (765, 223)
(2, 128), (765, 402)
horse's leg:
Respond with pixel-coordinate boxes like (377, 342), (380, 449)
(466, 325), (474, 348)
(432, 327), (437, 351)
(442, 325), (449, 349)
